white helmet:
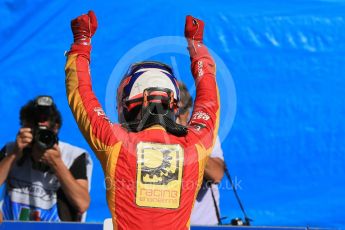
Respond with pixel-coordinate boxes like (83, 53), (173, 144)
(117, 61), (181, 129)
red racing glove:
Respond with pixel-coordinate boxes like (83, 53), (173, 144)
(71, 10), (98, 45)
(184, 15), (208, 58)
(184, 15), (215, 80)
(184, 15), (204, 42)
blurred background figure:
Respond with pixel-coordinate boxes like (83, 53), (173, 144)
(0, 96), (92, 222)
(177, 81), (225, 225)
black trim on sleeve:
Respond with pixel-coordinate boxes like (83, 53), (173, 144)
(69, 153), (87, 180)
(57, 152), (88, 221)
(57, 188), (81, 221)
(0, 145), (7, 162)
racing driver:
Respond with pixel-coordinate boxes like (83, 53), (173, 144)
(65, 10), (220, 229)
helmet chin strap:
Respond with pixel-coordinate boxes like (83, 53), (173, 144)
(122, 113), (188, 137)
(121, 87), (188, 136)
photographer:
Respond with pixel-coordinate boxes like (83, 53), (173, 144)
(0, 96), (92, 221)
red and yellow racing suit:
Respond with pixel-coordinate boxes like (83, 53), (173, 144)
(65, 42), (219, 229)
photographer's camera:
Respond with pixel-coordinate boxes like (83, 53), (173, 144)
(33, 96), (58, 150)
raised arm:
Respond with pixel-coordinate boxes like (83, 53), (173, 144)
(185, 16), (220, 152)
(65, 11), (124, 166)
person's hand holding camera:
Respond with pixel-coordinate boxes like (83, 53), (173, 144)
(12, 127), (33, 159)
(39, 144), (62, 170)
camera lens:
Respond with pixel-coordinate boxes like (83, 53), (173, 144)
(35, 129), (57, 149)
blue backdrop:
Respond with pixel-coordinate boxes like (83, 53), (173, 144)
(0, 0), (344, 228)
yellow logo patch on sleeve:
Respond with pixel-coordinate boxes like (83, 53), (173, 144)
(135, 142), (184, 209)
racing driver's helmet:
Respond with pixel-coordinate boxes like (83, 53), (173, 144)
(117, 61), (181, 130)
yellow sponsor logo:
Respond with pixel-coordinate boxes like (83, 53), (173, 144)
(136, 142), (184, 209)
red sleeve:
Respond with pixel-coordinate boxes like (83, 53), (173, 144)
(65, 44), (126, 166)
(187, 42), (220, 153)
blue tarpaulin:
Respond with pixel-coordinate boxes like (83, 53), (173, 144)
(0, 0), (344, 228)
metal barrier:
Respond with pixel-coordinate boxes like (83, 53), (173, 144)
(0, 221), (322, 230)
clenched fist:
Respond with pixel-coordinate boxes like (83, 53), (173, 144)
(185, 15), (205, 42)
(71, 10), (98, 45)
